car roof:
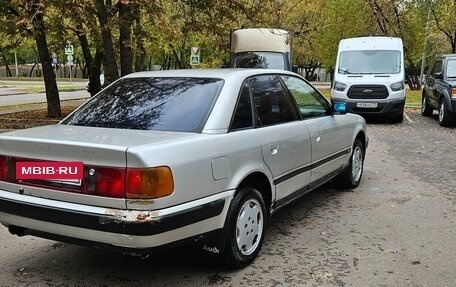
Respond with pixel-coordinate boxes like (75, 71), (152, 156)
(123, 68), (297, 79)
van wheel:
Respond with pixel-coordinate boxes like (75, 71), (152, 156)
(392, 112), (403, 123)
(222, 187), (266, 268)
(335, 139), (364, 189)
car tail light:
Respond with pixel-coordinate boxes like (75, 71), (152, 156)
(0, 156), (8, 181)
(0, 156), (174, 200)
(83, 166), (174, 199)
(126, 167), (174, 199)
(452, 88), (456, 99)
(83, 166), (126, 198)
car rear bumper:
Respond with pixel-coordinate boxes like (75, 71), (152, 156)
(0, 189), (233, 250)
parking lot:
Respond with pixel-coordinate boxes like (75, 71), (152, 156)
(0, 108), (455, 287)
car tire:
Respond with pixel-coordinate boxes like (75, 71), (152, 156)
(421, 94), (433, 117)
(222, 187), (266, 269)
(335, 138), (364, 189)
(438, 99), (453, 127)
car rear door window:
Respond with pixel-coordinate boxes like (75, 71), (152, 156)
(249, 75), (299, 127)
(231, 82), (254, 130)
(62, 77), (223, 132)
(280, 75), (330, 119)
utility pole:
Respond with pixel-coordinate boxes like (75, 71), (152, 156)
(419, 6), (432, 86)
(14, 51), (19, 77)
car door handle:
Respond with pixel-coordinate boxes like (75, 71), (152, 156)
(269, 144), (279, 155)
(312, 132), (321, 142)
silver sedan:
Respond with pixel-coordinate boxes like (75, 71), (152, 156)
(0, 69), (367, 268)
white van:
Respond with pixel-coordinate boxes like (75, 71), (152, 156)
(230, 28), (291, 71)
(331, 36), (405, 122)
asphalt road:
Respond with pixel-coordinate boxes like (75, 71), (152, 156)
(0, 109), (455, 287)
(0, 90), (89, 106)
(0, 79), (89, 106)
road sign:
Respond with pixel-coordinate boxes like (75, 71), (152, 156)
(191, 46), (200, 55)
(65, 44), (74, 55)
(66, 55), (73, 62)
(190, 55), (200, 66)
(190, 46), (200, 67)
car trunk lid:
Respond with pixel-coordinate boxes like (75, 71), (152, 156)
(0, 124), (193, 208)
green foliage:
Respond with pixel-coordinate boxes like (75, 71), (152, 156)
(316, 0), (374, 69)
(1, 0), (456, 77)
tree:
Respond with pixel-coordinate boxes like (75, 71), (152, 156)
(431, 0), (456, 53)
(365, 0), (427, 89)
(316, 0), (373, 69)
(1, 0), (61, 117)
(94, 0), (119, 85)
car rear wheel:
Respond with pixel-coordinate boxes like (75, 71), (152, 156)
(335, 138), (364, 189)
(421, 95), (433, 116)
(438, 99), (453, 127)
(222, 187), (266, 268)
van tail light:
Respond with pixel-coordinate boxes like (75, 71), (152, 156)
(126, 167), (174, 199)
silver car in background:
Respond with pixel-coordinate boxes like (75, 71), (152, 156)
(0, 69), (367, 268)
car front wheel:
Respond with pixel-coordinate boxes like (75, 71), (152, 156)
(438, 99), (453, 126)
(222, 187), (266, 268)
(335, 138), (364, 189)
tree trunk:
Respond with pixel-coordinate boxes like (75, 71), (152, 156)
(452, 32), (456, 53)
(94, 0), (119, 85)
(119, 1), (133, 76)
(74, 58), (78, 78)
(133, 6), (145, 72)
(75, 23), (102, 96)
(1, 50), (12, 77)
(32, 5), (61, 117)
(89, 49), (104, 96)
(406, 58), (421, 91)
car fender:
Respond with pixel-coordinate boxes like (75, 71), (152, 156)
(440, 90), (454, 112)
(201, 167), (274, 255)
(349, 116), (368, 153)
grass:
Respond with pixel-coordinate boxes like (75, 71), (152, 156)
(318, 88), (422, 107)
(0, 103), (47, 113)
(24, 84), (85, 93)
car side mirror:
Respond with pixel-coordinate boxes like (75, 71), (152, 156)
(434, 72), (443, 79)
(332, 102), (347, 115)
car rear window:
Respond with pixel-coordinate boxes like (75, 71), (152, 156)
(62, 77), (223, 132)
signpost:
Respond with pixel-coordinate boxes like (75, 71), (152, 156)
(190, 46), (200, 68)
(52, 53), (58, 75)
(65, 43), (74, 83)
(65, 44), (74, 55)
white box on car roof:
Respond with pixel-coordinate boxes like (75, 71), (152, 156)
(230, 28), (290, 53)
(338, 36), (403, 52)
